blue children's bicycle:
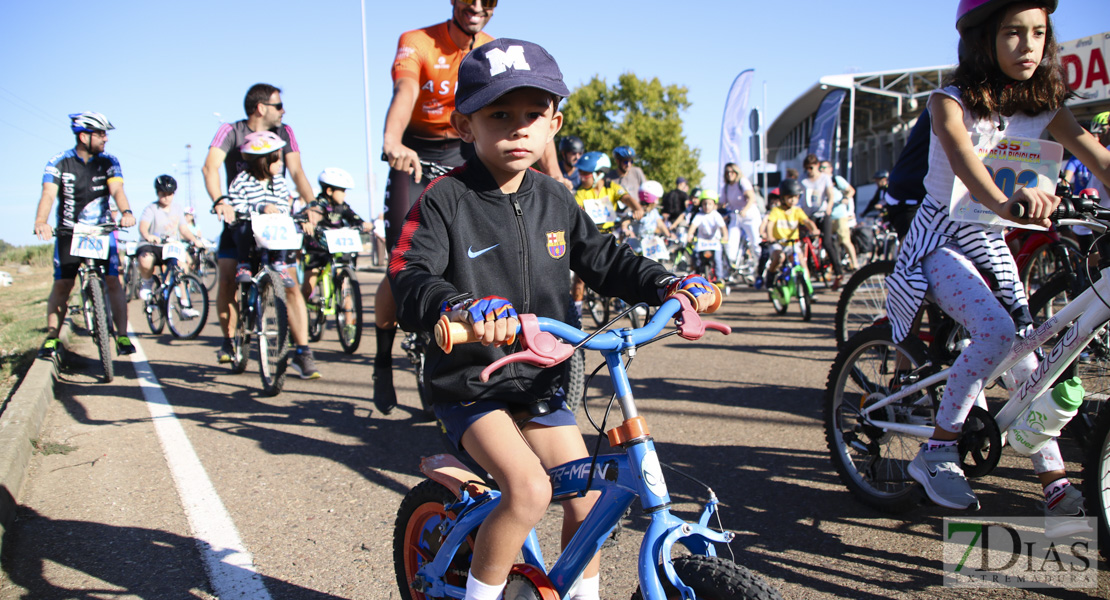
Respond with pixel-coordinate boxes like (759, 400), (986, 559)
(393, 295), (783, 600)
(766, 239), (814, 322)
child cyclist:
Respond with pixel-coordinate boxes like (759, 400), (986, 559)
(622, 180), (673, 258)
(300, 167), (373, 304)
(569, 150), (636, 317)
(685, 190), (729, 282)
(760, 179), (819, 287)
(387, 39), (720, 600)
(887, 0), (1110, 524)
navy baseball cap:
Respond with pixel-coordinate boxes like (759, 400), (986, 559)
(455, 38), (570, 115)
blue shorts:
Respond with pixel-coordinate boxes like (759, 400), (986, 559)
(435, 392), (577, 452)
(54, 233), (119, 280)
(216, 226), (238, 260)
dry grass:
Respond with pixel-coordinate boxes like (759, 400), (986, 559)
(0, 262), (53, 406)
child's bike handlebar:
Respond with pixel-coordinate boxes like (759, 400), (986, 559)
(434, 294), (730, 382)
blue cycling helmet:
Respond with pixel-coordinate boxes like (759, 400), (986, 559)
(69, 111), (114, 134)
(576, 151), (611, 174)
(613, 145), (636, 160)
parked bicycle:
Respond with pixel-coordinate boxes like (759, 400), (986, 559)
(140, 240), (209, 339)
(393, 294), (783, 600)
(59, 223), (122, 382)
(306, 227), (364, 354)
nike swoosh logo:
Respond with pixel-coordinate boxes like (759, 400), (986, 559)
(468, 244), (499, 259)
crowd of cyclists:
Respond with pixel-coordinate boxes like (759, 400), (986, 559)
(28, 0), (1110, 597)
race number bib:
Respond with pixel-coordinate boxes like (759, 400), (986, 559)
(641, 236), (670, 262)
(252, 213), (302, 250)
(695, 239), (721, 253)
(70, 224), (110, 260)
(950, 135), (1063, 230)
(323, 228), (364, 253)
(582, 198), (617, 226)
(161, 241), (187, 261)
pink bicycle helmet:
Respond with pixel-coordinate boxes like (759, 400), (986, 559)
(239, 130), (286, 156)
(956, 0), (1056, 33)
(638, 180), (664, 205)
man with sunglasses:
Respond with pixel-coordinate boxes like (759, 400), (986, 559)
(606, 145), (645, 219)
(203, 83), (323, 377)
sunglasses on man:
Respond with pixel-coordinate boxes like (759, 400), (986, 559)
(263, 102), (284, 111)
(457, 0), (497, 8)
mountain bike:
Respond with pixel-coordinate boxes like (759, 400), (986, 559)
(60, 224), (123, 383)
(393, 294), (784, 600)
(824, 194), (1109, 516)
(306, 227), (363, 354)
(765, 239), (814, 321)
(225, 212), (295, 396)
(187, 242), (218, 291)
(140, 241), (209, 339)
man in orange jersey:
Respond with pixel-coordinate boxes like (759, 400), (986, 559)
(376, 0), (565, 415)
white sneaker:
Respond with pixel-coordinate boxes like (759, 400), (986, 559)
(181, 307), (200, 319)
(1044, 485), (1092, 538)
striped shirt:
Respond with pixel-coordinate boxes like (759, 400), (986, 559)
(227, 171), (292, 215)
(885, 86), (1058, 342)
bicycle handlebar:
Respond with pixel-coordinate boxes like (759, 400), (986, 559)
(53, 223), (125, 236)
(1010, 189), (1107, 221)
(434, 294), (731, 383)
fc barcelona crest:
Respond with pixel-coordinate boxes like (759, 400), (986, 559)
(546, 230), (566, 259)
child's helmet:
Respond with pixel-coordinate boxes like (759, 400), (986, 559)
(638, 180), (664, 205)
(154, 174), (177, 194)
(697, 189), (719, 203)
(612, 145), (636, 160)
(1091, 111), (1110, 135)
(575, 151), (611, 174)
(69, 111), (114, 133)
(955, 0), (1056, 33)
(239, 131), (286, 156)
(559, 136), (585, 155)
(318, 167), (355, 190)
(779, 178), (804, 197)
(873, 170), (890, 179)
(184, 206), (196, 216)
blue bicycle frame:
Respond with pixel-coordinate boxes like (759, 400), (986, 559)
(414, 296), (734, 600)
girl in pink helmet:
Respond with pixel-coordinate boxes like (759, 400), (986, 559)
(228, 130), (294, 284)
(885, 1), (1110, 526)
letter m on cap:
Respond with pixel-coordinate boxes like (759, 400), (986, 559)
(487, 46), (530, 76)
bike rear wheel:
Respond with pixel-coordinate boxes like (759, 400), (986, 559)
(197, 251), (218, 291)
(394, 480), (478, 600)
(1021, 237), (1081, 297)
(256, 271), (288, 396)
(798, 272), (813, 322)
(1081, 406), (1110, 559)
(86, 278), (114, 383)
(631, 555), (783, 600)
(167, 274), (208, 339)
(335, 267), (363, 354)
(145, 275), (165, 335)
(825, 324), (932, 512)
(307, 281), (325, 343)
(834, 260), (895, 350)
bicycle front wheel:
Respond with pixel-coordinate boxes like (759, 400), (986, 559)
(834, 260), (895, 350)
(145, 278), (166, 335)
(1082, 407), (1110, 559)
(167, 274), (208, 339)
(798, 272), (813, 322)
(825, 324), (932, 513)
(335, 267), (363, 354)
(86, 278), (114, 383)
(307, 281), (325, 343)
(632, 555), (783, 600)
(256, 271), (288, 396)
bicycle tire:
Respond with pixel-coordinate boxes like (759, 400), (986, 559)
(585, 289), (607, 329)
(336, 267), (363, 354)
(199, 252), (218, 291)
(87, 278), (114, 383)
(80, 281), (96, 333)
(798, 272), (813, 322)
(230, 286), (251, 374)
(394, 479), (479, 600)
(834, 260), (896, 350)
(631, 554), (784, 600)
(1020, 237), (1080, 297)
(125, 259), (142, 301)
(564, 348), (586, 414)
(825, 323), (932, 513)
(1081, 406), (1110, 559)
(167, 274), (208, 339)
(307, 280), (325, 343)
(256, 271), (288, 396)
(769, 285), (789, 315)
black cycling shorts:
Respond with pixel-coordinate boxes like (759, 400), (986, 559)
(384, 135), (467, 251)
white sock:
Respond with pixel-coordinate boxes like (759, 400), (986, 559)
(574, 300), (583, 318)
(567, 574), (600, 600)
(464, 571), (505, 600)
(926, 438), (957, 451)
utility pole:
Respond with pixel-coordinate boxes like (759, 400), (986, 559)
(183, 144), (195, 212)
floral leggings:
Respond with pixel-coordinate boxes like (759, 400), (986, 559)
(922, 245), (1064, 473)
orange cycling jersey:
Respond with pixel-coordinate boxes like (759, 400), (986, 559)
(392, 21), (494, 140)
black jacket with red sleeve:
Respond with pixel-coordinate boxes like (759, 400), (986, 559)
(388, 158), (669, 406)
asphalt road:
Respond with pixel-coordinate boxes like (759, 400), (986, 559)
(1, 267), (1107, 599)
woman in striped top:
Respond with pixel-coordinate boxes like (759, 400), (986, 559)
(229, 131), (294, 284)
(889, 0), (1110, 520)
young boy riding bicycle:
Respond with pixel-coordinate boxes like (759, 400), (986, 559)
(760, 178), (819, 287)
(387, 39), (719, 600)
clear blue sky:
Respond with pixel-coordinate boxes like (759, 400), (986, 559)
(1, 0), (1104, 247)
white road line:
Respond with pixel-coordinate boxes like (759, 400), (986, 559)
(127, 330), (273, 599)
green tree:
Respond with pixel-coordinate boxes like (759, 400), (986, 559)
(559, 72), (703, 190)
